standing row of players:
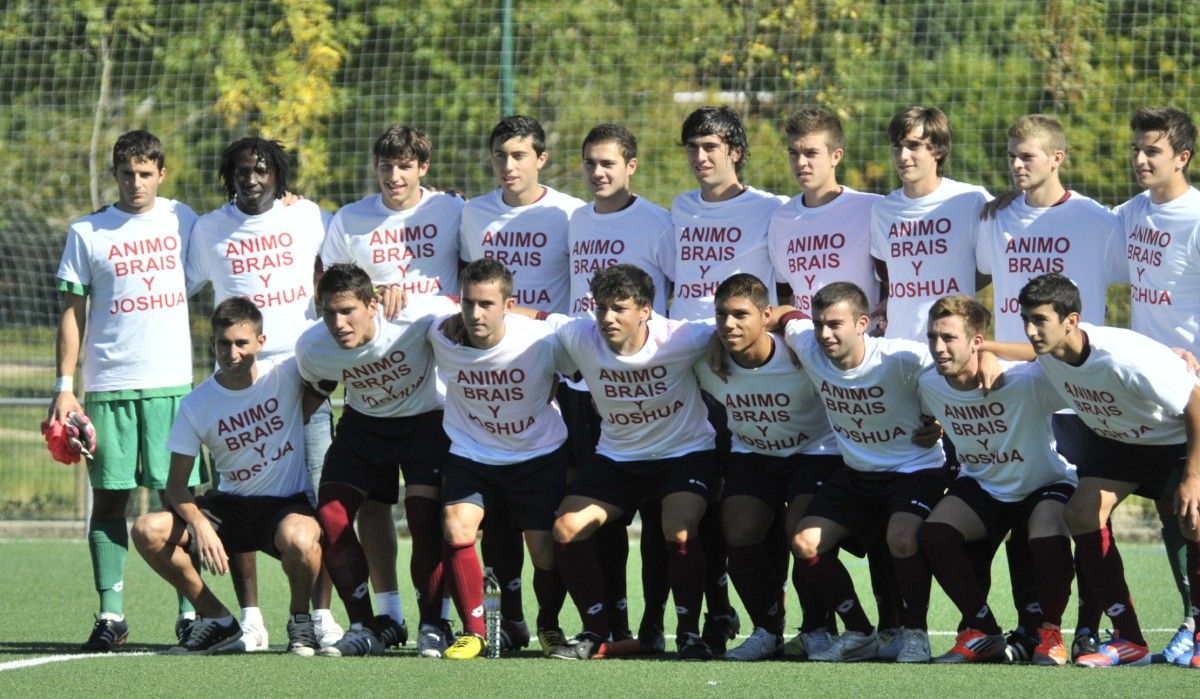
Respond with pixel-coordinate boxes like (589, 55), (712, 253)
(51, 103), (1199, 666)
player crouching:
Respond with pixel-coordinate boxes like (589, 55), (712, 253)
(132, 298), (324, 655)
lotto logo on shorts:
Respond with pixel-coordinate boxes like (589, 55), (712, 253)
(910, 499), (932, 513)
(688, 479), (709, 491)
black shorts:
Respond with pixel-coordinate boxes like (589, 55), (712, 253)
(947, 476), (1075, 542)
(1076, 435), (1185, 500)
(442, 446), (568, 531)
(191, 490), (315, 558)
(559, 384), (601, 470)
(701, 391), (733, 471)
(567, 450), (718, 515)
(321, 407), (449, 504)
(723, 451), (843, 510)
(805, 467), (949, 547)
(1051, 413), (1093, 469)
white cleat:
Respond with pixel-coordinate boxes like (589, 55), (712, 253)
(809, 630), (879, 662)
(723, 627), (782, 661)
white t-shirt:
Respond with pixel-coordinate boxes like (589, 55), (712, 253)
(1117, 187), (1200, 352)
(568, 196), (675, 317)
(670, 186), (787, 320)
(56, 198), (197, 393)
(459, 186), (586, 312)
(429, 313), (574, 465)
(295, 295), (456, 418)
(1036, 323), (1198, 445)
(693, 335), (837, 457)
(167, 357), (310, 498)
(187, 199), (328, 358)
(549, 313), (716, 461)
(976, 193), (1127, 341)
(322, 190), (464, 296)
(782, 317), (944, 473)
(919, 361), (1074, 502)
(871, 178), (991, 340)
(768, 187), (880, 316)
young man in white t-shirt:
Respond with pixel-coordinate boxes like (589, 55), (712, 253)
(776, 282), (948, 664)
(870, 106), (991, 339)
(295, 263), (456, 657)
(429, 259), (579, 660)
(130, 298), (324, 656)
(185, 137), (340, 651)
(52, 130), (199, 651)
(1003, 273), (1200, 668)
(694, 273), (843, 661)
(458, 115), (586, 651)
(1115, 106), (1200, 665)
(917, 295), (1076, 666)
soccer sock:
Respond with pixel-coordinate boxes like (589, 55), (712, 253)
(177, 593), (195, 616)
(481, 525), (525, 622)
(969, 539), (997, 598)
(920, 523), (1000, 634)
(666, 537), (707, 639)
(867, 540), (900, 631)
(403, 496), (444, 625)
(891, 551), (933, 631)
(792, 557), (834, 633)
(1073, 527), (1144, 646)
(1004, 534), (1043, 632)
(443, 541), (486, 637)
(638, 504), (669, 632)
(1186, 540), (1200, 632)
(374, 591), (404, 625)
(593, 521), (630, 632)
(727, 543), (784, 634)
(316, 483), (373, 624)
(89, 518), (128, 617)
(1162, 517), (1194, 625)
(554, 539), (610, 639)
(698, 506), (733, 617)
(240, 606), (264, 627)
(797, 552), (871, 634)
(1027, 535), (1074, 628)
(1073, 548), (1102, 636)
(532, 566), (567, 632)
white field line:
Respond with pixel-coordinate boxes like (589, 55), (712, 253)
(0, 651), (154, 672)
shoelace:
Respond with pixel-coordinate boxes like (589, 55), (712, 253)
(88, 619), (122, 645)
(184, 620), (224, 649)
(290, 620), (317, 648)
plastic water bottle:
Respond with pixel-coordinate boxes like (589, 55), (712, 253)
(484, 571), (501, 659)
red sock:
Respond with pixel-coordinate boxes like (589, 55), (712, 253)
(1027, 535), (1073, 628)
(699, 507), (733, 617)
(667, 537), (706, 639)
(920, 523), (999, 634)
(1187, 540), (1200, 631)
(593, 521), (630, 632)
(1073, 528), (1144, 645)
(555, 539), (609, 638)
(727, 543), (784, 634)
(891, 551), (932, 631)
(444, 541), (485, 637)
(481, 524), (525, 622)
(404, 496), (444, 625)
(532, 566), (567, 632)
(316, 483), (373, 624)
(797, 552), (872, 634)
(637, 503), (669, 632)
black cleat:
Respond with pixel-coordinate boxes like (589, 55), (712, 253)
(81, 616), (129, 652)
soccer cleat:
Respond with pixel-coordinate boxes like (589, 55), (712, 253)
(701, 611), (741, 656)
(723, 627), (782, 661)
(895, 628), (931, 663)
(222, 618), (269, 653)
(167, 617), (242, 655)
(933, 629), (1006, 664)
(1031, 626), (1068, 666)
(444, 633), (486, 660)
(874, 627), (901, 661)
(1070, 631), (1102, 662)
(538, 627), (571, 657)
(1152, 625), (1194, 665)
(637, 624), (666, 655)
(286, 614), (318, 657)
(603, 630), (642, 658)
(81, 616), (129, 652)
(371, 615), (407, 648)
(314, 615), (344, 649)
(678, 632), (714, 661)
(782, 627), (834, 659)
(318, 623), (384, 657)
(809, 629), (879, 662)
(416, 623), (448, 659)
(1003, 628), (1038, 663)
(1075, 638), (1151, 667)
(499, 617), (531, 651)
(175, 617), (195, 645)
(1190, 633), (1200, 668)
(549, 632), (606, 660)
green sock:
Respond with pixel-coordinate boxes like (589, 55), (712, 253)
(89, 518), (128, 617)
(178, 592), (195, 615)
(1161, 519), (1192, 621)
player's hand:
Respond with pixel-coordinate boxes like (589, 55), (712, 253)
(192, 520), (229, 576)
(377, 284), (408, 320)
(424, 184), (466, 199)
(979, 190), (1020, 220)
(976, 350), (1005, 393)
(1171, 347), (1200, 374)
(440, 314), (467, 345)
(912, 415), (944, 448)
(49, 391), (84, 425)
(706, 330), (730, 382)
(1176, 476), (1200, 534)
(869, 301), (888, 338)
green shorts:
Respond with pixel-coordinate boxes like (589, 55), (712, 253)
(85, 386), (200, 491)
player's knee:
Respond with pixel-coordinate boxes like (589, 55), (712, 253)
(442, 514), (477, 546)
(552, 513), (585, 543)
(886, 522), (921, 558)
(278, 517), (321, 559)
(1061, 496), (1095, 535)
(130, 512), (169, 554)
(791, 530), (820, 560)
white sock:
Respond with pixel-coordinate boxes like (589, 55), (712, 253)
(312, 608), (335, 625)
(375, 591), (404, 624)
(177, 611), (196, 621)
(240, 606), (264, 627)
(98, 611), (124, 622)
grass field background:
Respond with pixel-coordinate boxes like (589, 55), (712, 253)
(0, 538), (1195, 696)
